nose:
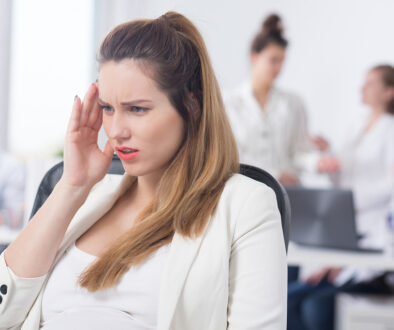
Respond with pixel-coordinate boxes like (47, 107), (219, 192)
(106, 111), (131, 142)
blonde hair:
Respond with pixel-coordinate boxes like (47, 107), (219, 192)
(79, 11), (239, 291)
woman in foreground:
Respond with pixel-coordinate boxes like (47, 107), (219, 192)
(0, 12), (286, 330)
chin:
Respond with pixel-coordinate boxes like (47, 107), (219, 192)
(120, 162), (147, 177)
(122, 161), (165, 179)
(361, 97), (370, 106)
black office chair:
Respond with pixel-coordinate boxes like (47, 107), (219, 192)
(29, 156), (291, 252)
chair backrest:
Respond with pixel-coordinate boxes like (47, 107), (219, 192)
(29, 156), (290, 252)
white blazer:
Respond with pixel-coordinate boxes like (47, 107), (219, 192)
(0, 173), (287, 330)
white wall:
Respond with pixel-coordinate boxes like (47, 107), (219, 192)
(0, 0), (12, 150)
(8, 0), (94, 156)
(94, 0), (394, 149)
(8, 0), (394, 153)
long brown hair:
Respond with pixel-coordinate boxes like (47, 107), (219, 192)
(373, 64), (394, 115)
(79, 11), (239, 291)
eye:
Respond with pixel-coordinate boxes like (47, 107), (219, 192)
(99, 105), (113, 114)
(130, 106), (148, 114)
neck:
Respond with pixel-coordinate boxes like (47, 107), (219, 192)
(371, 106), (386, 117)
(251, 79), (271, 97)
(369, 107), (386, 123)
(124, 170), (163, 207)
(251, 79), (272, 109)
(364, 107), (386, 133)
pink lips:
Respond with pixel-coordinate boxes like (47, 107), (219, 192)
(115, 147), (140, 161)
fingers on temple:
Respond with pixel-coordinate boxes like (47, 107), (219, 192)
(67, 96), (82, 133)
(92, 107), (103, 131)
(87, 100), (101, 129)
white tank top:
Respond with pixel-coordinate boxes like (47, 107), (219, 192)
(40, 242), (170, 330)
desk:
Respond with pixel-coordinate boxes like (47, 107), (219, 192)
(287, 242), (394, 271)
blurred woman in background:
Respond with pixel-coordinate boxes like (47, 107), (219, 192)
(320, 64), (394, 249)
(288, 64), (394, 330)
(0, 150), (25, 230)
(225, 14), (327, 186)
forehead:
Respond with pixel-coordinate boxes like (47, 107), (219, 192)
(97, 59), (162, 102)
(260, 44), (285, 57)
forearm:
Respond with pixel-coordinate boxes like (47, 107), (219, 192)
(4, 180), (90, 278)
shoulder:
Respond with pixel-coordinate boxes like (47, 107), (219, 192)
(223, 83), (250, 112)
(382, 113), (394, 128)
(217, 174), (280, 236)
(78, 174), (132, 215)
(223, 173), (274, 195)
(87, 173), (132, 199)
(381, 114), (394, 149)
(274, 88), (306, 111)
(376, 114), (394, 143)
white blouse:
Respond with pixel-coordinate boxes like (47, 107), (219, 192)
(334, 113), (394, 249)
(40, 242), (170, 329)
(301, 113), (394, 285)
(224, 82), (319, 178)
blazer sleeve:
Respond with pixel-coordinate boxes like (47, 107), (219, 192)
(227, 184), (287, 330)
(0, 251), (47, 329)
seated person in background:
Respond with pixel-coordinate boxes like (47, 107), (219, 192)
(288, 64), (394, 330)
(224, 13), (327, 186)
(1, 12), (287, 329)
(0, 150), (25, 229)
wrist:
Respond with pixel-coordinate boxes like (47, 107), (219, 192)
(55, 179), (92, 205)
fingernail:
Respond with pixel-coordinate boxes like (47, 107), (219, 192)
(74, 95), (78, 101)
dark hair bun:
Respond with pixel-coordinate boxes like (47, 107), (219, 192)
(251, 13), (287, 53)
(262, 14), (283, 36)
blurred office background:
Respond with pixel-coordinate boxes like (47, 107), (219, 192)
(2, 0), (394, 156)
(1, 1), (394, 328)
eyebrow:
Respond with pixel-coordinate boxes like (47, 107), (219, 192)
(97, 98), (153, 106)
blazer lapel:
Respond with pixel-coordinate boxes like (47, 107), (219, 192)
(56, 174), (135, 260)
(157, 218), (211, 330)
(22, 173), (136, 330)
(36, 172), (210, 330)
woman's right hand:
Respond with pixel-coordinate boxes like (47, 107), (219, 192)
(305, 267), (342, 286)
(310, 135), (330, 152)
(60, 83), (114, 190)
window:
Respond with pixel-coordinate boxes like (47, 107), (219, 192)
(8, 0), (94, 155)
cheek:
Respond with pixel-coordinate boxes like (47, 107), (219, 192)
(257, 59), (270, 73)
(140, 112), (185, 156)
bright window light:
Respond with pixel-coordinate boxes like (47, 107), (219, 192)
(8, 0), (94, 156)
